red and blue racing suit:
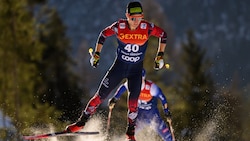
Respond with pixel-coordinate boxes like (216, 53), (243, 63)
(113, 80), (173, 141)
(85, 19), (167, 127)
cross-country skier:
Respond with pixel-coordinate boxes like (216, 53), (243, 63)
(65, 1), (168, 141)
(108, 69), (173, 141)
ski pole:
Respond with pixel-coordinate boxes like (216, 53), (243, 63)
(107, 105), (114, 131)
(106, 105), (114, 141)
(167, 119), (176, 141)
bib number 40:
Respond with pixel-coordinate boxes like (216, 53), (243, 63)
(122, 44), (141, 62)
(124, 44), (139, 52)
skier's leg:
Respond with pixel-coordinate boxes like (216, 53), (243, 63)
(66, 66), (123, 132)
(126, 73), (142, 140)
(154, 115), (173, 141)
(134, 119), (147, 135)
(84, 68), (124, 115)
(134, 111), (145, 134)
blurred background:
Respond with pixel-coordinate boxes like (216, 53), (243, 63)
(0, 0), (249, 140)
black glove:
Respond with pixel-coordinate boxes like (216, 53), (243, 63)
(90, 52), (100, 68)
(154, 52), (164, 70)
(164, 108), (172, 119)
(108, 97), (118, 109)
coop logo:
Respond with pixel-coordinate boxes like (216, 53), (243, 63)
(122, 55), (140, 62)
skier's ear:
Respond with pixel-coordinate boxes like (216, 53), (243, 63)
(125, 13), (130, 19)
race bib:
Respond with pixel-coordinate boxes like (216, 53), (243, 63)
(118, 44), (144, 63)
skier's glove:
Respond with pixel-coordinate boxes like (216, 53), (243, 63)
(164, 108), (172, 119)
(90, 52), (100, 68)
(154, 52), (164, 70)
(108, 97), (118, 109)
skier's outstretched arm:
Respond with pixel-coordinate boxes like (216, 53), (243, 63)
(151, 83), (171, 120)
(90, 22), (117, 68)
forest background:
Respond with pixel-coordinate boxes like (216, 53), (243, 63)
(0, 0), (249, 140)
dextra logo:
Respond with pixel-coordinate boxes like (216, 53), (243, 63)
(119, 33), (147, 40)
(139, 92), (152, 101)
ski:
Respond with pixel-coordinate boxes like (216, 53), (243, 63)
(23, 131), (99, 140)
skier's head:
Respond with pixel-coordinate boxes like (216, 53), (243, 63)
(142, 68), (146, 79)
(126, 1), (143, 16)
(125, 1), (144, 30)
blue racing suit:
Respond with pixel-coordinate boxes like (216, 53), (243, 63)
(113, 79), (173, 141)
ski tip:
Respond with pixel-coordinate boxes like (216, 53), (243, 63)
(23, 136), (37, 140)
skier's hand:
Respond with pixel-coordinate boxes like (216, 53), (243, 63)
(164, 108), (172, 120)
(90, 52), (100, 68)
(108, 97), (118, 109)
(154, 52), (164, 70)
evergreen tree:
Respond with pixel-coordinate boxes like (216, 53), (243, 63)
(36, 7), (83, 122)
(0, 0), (60, 139)
(174, 30), (215, 139)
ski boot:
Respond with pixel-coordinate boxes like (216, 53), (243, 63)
(126, 125), (136, 141)
(65, 113), (89, 133)
(126, 136), (136, 141)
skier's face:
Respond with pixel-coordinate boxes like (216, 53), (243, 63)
(126, 13), (143, 30)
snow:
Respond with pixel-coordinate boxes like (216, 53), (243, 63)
(0, 110), (13, 128)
